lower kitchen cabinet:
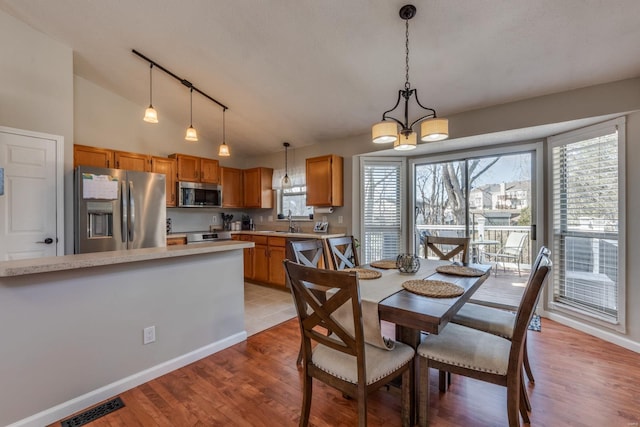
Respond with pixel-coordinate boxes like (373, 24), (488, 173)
(243, 235), (287, 287)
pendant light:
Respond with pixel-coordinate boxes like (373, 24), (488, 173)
(143, 63), (158, 123)
(372, 4), (449, 149)
(185, 87), (198, 142)
(218, 109), (230, 157)
(281, 142), (292, 189)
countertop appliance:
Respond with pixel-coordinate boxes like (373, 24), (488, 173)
(75, 166), (166, 254)
(186, 230), (232, 244)
(178, 181), (222, 207)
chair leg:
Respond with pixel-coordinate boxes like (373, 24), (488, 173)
(300, 373), (312, 427)
(521, 370), (531, 412)
(438, 370), (448, 392)
(519, 386), (530, 424)
(506, 380), (520, 427)
(523, 335), (535, 383)
(401, 368), (411, 427)
(419, 358), (430, 427)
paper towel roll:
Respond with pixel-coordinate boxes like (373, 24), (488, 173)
(314, 207), (334, 214)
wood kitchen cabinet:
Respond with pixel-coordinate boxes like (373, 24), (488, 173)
(114, 150), (151, 171)
(151, 156), (177, 206)
(221, 167), (244, 208)
(170, 153), (220, 183)
(306, 154), (343, 207)
(74, 144), (114, 168)
(243, 234), (286, 287)
(243, 167), (273, 208)
(166, 236), (187, 245)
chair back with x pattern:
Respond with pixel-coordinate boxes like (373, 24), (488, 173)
(424, 235), (470, 263)
(327, 236), (360, 270)
(289, 239), (328, 268)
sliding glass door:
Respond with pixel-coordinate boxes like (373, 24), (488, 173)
(413, 150), (535, 266)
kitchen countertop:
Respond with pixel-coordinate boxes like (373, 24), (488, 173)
(0, 240), (253, 277)
(231, 230), (346, 239)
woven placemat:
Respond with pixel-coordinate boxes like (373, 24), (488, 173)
(370, 260), (398, 269)
(402, 279), (464, 298)
(343, 267), (382, 280)
(436, 265), (485, 277)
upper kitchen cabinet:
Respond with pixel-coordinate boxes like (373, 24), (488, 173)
(200, 157), (220, 184)
(169, 153), (219, 184)
(114, 150), (151, 172)
(221, 167), (243, 208)
(151, 156), (177, 207)
(74, 144), (114, 169)
(306, 154), (343, 207)
(243, 167), (273, 208)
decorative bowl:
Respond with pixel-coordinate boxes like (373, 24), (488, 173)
(396, 253), (420, 273)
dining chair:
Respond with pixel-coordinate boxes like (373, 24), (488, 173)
(424, 235), (470, 264)
(283, 260), (415, 427)
(483, 232), (529, 276)
(326, 235), (360, 270)
(289, 239), (328, 268)
(288, 239), (330, 365)
(416, 247), (551, 427)
(450, 247), (550, 411)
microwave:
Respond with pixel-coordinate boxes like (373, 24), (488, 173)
(178, 181), (222, 207)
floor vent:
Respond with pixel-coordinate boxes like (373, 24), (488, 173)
(60, 397), (125, 427)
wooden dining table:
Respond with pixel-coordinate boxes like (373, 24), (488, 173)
(372, 259), (492, 423)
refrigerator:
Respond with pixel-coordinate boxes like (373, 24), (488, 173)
(75, 166), (166, 254)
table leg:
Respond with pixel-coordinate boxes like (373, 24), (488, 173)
(396, 324), (421, 425)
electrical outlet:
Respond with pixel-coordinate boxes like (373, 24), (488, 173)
(268, 215), (273, 222)
(212, 215), (218, 224)
(143, 326), (156, 345)
(338, 215), (343, 224)
(259, 216), (263, 223)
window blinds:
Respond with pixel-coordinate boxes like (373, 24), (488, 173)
(362, 160), (402, 264)
(549, 119), (623, 324)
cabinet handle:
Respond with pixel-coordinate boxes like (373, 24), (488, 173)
(116, 161), (120, 168)
(106, 160), (110, 168)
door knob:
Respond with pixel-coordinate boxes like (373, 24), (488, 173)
(36, 237), (54, 244)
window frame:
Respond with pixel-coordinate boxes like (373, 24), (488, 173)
(546, 117), (626, 333)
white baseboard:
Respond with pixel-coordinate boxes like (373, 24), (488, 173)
(544, 312), (640, 354)
(8, 331), (247, 427)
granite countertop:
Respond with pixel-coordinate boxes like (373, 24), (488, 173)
(0, 240), (253, 277)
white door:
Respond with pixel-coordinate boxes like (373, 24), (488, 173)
(0, 128), (62, 260)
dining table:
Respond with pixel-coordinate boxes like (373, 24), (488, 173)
(357, 258), (492, 424)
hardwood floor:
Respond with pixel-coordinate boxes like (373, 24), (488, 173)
(50, 318), (640, 427)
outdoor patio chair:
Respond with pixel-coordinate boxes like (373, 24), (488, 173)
(483, 232), (528, 276)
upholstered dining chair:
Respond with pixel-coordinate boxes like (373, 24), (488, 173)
(450, 247), (550, 412)
(424, 235), (470, 264)
(416, 247), (551, 427)
(288, 239), (330, 365)
(283, 260), (415, 427)
(326, 235), (360, 270)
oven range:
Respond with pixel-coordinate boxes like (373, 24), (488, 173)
(186, 231), (232, 244)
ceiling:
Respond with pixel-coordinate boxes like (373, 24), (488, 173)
(2, 0), (640, 157)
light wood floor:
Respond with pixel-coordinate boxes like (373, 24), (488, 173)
(50, 317), (640, 426)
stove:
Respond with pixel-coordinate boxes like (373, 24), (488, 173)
(186, 230), (232, 244)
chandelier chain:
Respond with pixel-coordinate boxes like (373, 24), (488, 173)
(405, 18), (410, 90)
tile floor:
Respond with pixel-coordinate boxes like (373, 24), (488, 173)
(244, 282), (297, 336)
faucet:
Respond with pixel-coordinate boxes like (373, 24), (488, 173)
(287, 210), (297, 233)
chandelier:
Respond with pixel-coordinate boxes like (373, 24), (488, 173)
(372, 4), (449, 150)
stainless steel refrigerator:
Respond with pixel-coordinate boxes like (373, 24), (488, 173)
(75, 166), (166, 254)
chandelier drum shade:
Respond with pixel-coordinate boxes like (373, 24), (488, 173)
(372, 4), (449, 150)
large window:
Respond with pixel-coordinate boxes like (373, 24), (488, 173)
(361, 159), (404, 264)
(548, 117), (625, 331)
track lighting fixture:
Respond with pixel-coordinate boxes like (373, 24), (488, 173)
(185, 87), (198, 142)
(281, 142), (292, 189)
(143, 63), (158, 123)
(218, 109), (230, 157)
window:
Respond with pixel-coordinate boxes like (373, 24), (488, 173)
(548, 117), (626, 331)
(361, 158), (404, 264)
(279, 185), (313, 218)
